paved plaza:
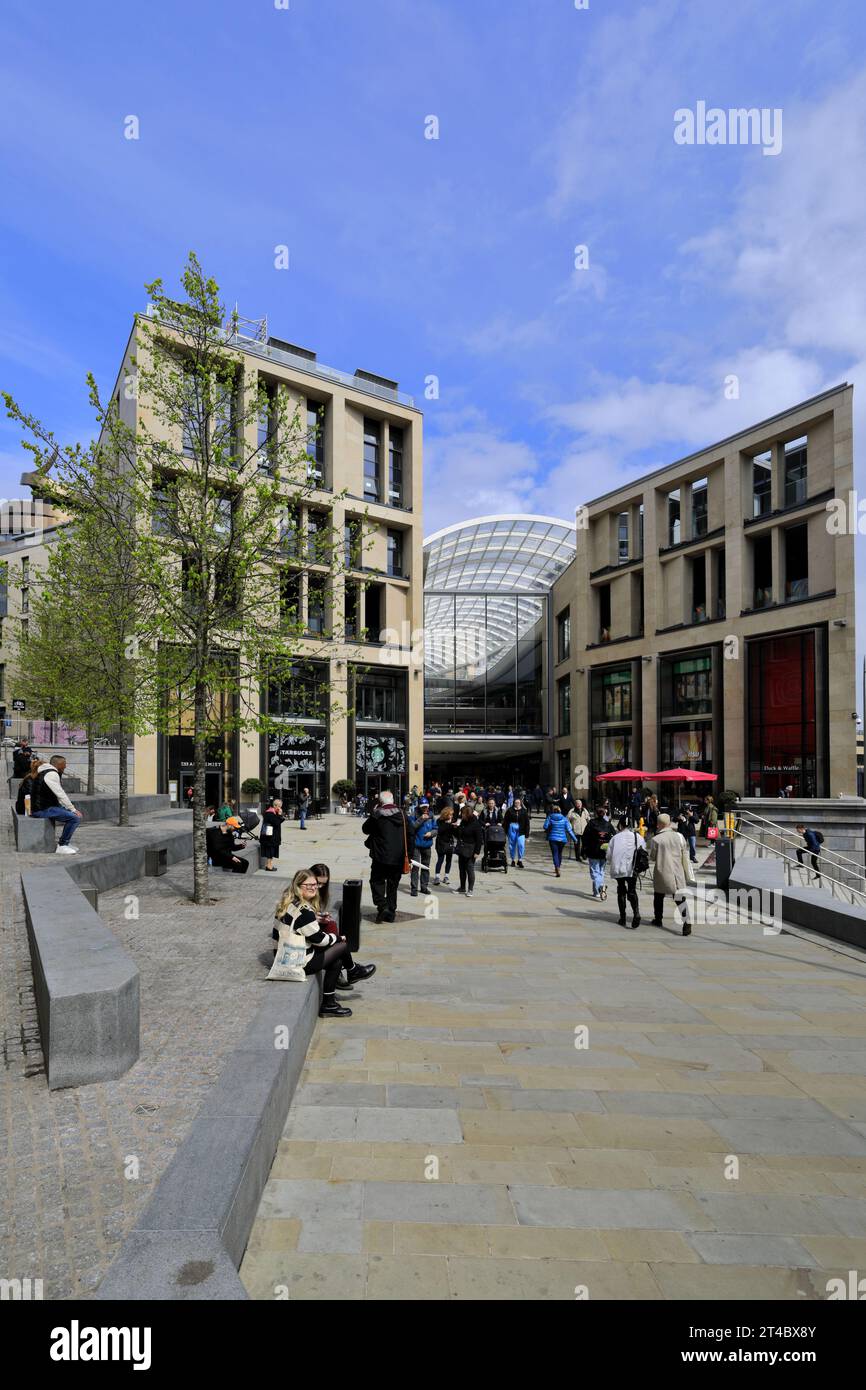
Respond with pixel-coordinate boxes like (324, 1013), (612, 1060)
(241, 816), (866, 1301)
(3, 804), (866, 1300)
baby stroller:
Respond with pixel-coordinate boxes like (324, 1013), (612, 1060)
(481, 822), (508, 873)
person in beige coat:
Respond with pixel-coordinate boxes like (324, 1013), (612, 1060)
(568, 800), (590, 861)
(649, 813), (694, 936)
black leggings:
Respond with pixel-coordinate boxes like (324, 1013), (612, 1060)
(304, 940), (350, 993)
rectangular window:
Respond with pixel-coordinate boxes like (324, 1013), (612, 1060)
(307, 400), (325, 483)
(598, 583), (611, 643)
(784, 523), (809, 601)
(363, 418), (380, 503)
(388, 426), (404, 506)
(753, 450), (772, 517)
(214, 495), (233, 537)
(557, 676), (571, 735)
(345, 582), (359, 640)
(345, 518), (362, 570)
(0, 561), (7, 617)
(716, 549), (726, 620)
(784, 437), (807, 507)
(753, 533), (773, 609)
(268, 664), (324, 720)
(307, 510), (326, 564)
(258, 386), (276, 476)
(635, 572), (644, 637)
(307, 577), (326, 634)
(181, 372), (198, 457)
(152, 479), (176, 535)
(748, 629), (824, 796)
(599, 667), (632, 722)
(557, 608), (571, 663)
(365, 583), (383, 642)
(691, 555), (707, 623)
(669, 653), (713, 717)
(280, 571), (301, 627)
(692, 477), (708, 538)
(355, 670), (406, 725)
(280, 504), (301, 558)
(638, 504), (644, 557)
(386, 529), (403, 577)
(212, 380), (237, 466)
(668, 489), (681, 547)
(617, 512), (629, 564)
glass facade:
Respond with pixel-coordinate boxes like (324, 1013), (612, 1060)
(658, 648), (718, 775)
(353, 666), (408, 800)
(590, 663), (638, 775)
(423, 591), (546, 736)
(747, 628), (826, 797)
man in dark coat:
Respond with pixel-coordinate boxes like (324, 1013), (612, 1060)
(362, 790), (408, 922)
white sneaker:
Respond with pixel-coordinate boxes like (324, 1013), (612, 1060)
(433, 875), (441, 885)
(443, 875), (450, 884)
(467, 890), (473, 897)
(56, 845), (78, 854)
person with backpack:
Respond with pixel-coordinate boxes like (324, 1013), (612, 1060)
(408, 801), (436, 896)
(29, 755), (83, 853)
(609, 816), (648, 929)
(795, 823), (823, 881)
(503, 796), (530, 868)
(582, 806), (613, 900)
(433, 805), (457, 885)
(542, 802), (578, 877)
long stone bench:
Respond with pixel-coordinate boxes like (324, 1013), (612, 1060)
(11, 808), (57, 852)
(20, 870), (140, 1090)
(95, 977), (319, 1299)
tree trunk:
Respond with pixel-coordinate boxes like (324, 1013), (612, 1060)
(118, 725), (129, 826)
(86, 721), (96, 796)
(192, 679), (209, 905)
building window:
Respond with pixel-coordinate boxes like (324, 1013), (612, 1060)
(355, 668), (406, 724)
(152, 479), (177, 535)
(590, 665), (635, 776)
(598, 583), (611, 643)
(280, 571), (301, 626)
(363, 418), (380, 502)
(691, 477), (708, 538)
(784, 523), (809, 601)
(258, 386), (276, 475)
(638, 504), (644, 557)
(306, 400), (326, 484)
(753, 450), (772, 517)
(557, 608), (571, 662)
(784, 437), (807, 508)
(307, 577), (326, 634)
(364, 583), (383, 642)
(617, 512), (629, 564)
(667, 652), (713, 718)
(345, 518), (362, 570)
(0, 561), (7, 617)
(691, 555), (707, 623)
(557, 676), (571, 735)
(753, 533), (773, 609)
(345, 582), (359, 639)
(267, 664), (325, 720)
(181, 372), (198, 457)
(306, 510), (327, 564)
(387, 529), (403, 577)
(635, 572), (645, 637)
(388, 426), (404, 507)
(748, 628), (825, 797)
(716, 549), (726, 620)
(667, 489), (681, 547)
(214, 494), (233, 538)
(598, 667), (632, 722)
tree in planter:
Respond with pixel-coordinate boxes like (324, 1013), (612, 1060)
(120, 254), (351, 903)
(1, 404), (152, 822)
(241, 777), (265, 807)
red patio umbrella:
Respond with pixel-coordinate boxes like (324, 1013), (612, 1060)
(644, 767), (717, 782)
(594, 768), (649, 780)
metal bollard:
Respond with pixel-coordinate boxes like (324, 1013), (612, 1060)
(340, 878), (363, 952)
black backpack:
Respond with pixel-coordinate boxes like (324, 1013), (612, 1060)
(632, 832), (650, 876)
(814, 831), (824, 845)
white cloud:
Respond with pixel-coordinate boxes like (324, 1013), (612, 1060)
(422, 418), (541, 535)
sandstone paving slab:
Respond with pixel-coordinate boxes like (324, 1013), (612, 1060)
(686, 1233), (818, 1267)
(689, 1193), (856, 1236)
(705, 1117), (866, 1156)
(507, 1186), (708, 1231)
(362, 1181), (517, 1226)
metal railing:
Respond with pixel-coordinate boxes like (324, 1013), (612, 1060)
(733, 826), (866, 910)
(735, 807), (866, 886)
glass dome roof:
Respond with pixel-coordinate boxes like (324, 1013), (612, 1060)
(423, 514), (576, 594)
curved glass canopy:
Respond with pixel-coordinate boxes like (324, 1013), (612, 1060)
(423, 514), (576, 595)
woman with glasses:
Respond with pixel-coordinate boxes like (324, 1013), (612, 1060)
(274, 870), (375, 1018)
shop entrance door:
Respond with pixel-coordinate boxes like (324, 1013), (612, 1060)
(180, 769), (223, 811)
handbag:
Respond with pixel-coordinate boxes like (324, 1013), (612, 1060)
(267, 920), (308, 982)
(632, 831), (650, 876)
(706, 826), (719, 841)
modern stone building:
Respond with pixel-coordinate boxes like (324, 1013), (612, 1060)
(550, 384), (857, 798)
(0, 312), (425, 807)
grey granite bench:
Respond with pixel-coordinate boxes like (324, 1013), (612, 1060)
(20, 870), (140, 1090)
(11, 808), (57, 852)
(95, 978), (318, 1299)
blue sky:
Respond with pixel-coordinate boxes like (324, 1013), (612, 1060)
(1, 0), (864, 690)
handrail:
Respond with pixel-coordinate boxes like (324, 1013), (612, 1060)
(733, 828), (866, 908)
(735, 807), (866, 880)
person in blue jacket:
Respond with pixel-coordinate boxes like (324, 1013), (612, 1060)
(543, 802), (579, 877)
(409, 801), (437, 896)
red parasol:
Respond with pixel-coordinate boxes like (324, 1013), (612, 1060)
(643, 767), (717, 782)
(594, 768), (649, 781)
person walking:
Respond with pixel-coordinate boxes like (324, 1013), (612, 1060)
(560, 785), (574, 815)
(260, 797), (285, 871)
(298, 785), (311, 830)
(480, 797), (503, 827)
(503, 796), (530, 868)
(409, 801), (436, 897)
(568, 799), (589, 862)
(542, 802), (578, 877)
(629, 786), (642, 827)
(362, 790), (408, 922)
(680, 805), (698, 863)
(795, 823), (823, 881)
(582, 806), (613, 900)
(433, 805), (457, 885)
(700, 795), (719, 842)
(609, 816), (646, 929)
(30, 755), (83, 853)
(649, 813), (694, 935)
(455, 803), (483, 897)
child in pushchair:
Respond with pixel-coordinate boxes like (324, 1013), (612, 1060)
(481, 822), (508, 873)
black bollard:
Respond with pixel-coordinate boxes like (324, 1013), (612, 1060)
(340, 878), (363, 952)
(715, 839), (735, 895)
